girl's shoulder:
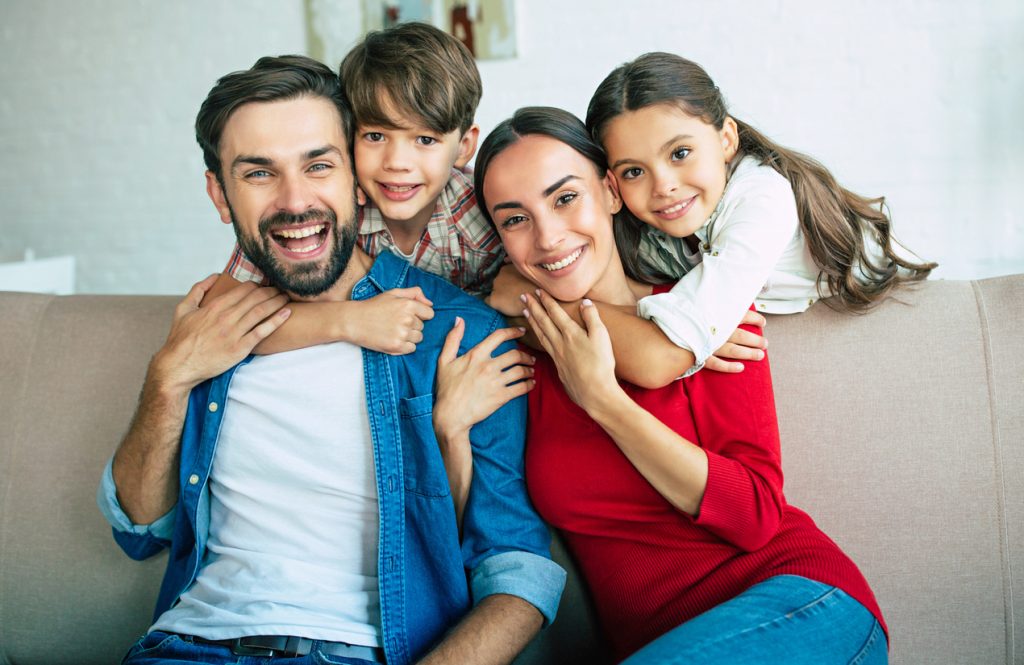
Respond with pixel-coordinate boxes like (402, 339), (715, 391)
(727, 155), (794, 200)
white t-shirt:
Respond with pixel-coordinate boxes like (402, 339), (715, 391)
(152, 342), (381, 646)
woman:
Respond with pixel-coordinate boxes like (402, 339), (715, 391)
(452, 107), (888, 664)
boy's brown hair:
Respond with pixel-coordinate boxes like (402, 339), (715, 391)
(341, 21), (481, 135)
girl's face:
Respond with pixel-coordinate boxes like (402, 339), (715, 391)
(483, 134), (623, 302)
(601, 103), (738, 239)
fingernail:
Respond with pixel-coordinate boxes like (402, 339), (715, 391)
(582, 298), (593, 307)
(455, 316), (463, 326)
(519, 294), (527, 303)
(522, 309), (530, 318)
(756, 350), (764, 360)
(517, 326), (527, 332)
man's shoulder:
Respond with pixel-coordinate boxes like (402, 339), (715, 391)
(371, 252), (502, 329)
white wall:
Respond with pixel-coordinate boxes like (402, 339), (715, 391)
(1, 0), (1021, 294)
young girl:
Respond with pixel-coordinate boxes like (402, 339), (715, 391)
(584, 51), (936, 375)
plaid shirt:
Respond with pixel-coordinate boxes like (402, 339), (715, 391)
(225, 168), (504, 297)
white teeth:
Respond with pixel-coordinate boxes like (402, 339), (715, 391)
(275, 224), (325, 239)
(541, 247), (583, 271)
(659, 198), (692, 215)
(384, 184), (416, 192)
(288, 240), (323, 254)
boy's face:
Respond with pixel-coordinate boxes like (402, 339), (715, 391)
(354, 110), (478, 230)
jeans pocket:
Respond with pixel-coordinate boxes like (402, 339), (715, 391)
(122, 632), (183, 664)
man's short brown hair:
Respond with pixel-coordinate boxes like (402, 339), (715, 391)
(195, 55), (353, 181)
(341, 22), (481, 134)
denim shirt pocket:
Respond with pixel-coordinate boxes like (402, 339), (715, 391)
(398, 393), (451, 498)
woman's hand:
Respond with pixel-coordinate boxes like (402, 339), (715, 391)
(523, 290), (625, 414)
(485, 264), (536, 316)
(433, 318), (535, 527)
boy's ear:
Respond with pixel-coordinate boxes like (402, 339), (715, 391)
(721, 116), (739, 163)
(205, 171), (233, 225)
(603, 170), (623, 214)
(453, 124), (480, 169)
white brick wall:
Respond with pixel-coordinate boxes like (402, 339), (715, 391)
(1, 0), (1020, 294)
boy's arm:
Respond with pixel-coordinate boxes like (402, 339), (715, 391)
(203, 273), (435, 355)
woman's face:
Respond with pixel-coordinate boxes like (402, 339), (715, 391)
(483, 134), (622, 302)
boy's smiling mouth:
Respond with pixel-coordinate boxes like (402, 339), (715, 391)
(377, 182), (423, 202)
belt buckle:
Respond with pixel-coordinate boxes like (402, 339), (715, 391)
(229, 638), (278, 657)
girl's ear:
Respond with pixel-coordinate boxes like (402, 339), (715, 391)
(205, 171), (233, 225)
(356, 184), (367, 206)
(603, 170), (623, 214)
(721, 116), (739, 163)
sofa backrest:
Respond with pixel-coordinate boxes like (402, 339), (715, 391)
(1, 276), (1021, 665)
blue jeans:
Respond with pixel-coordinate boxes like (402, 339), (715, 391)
(121, 632), (378, 665)
(620, 575), (887, 665)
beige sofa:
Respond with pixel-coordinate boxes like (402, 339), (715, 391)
(1, 275), (1021, 665)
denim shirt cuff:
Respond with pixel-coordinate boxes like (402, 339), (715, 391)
(97, 457), (176, 540)
(469, 550), (567, 626)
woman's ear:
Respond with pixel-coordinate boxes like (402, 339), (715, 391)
(721, 116), (739, 163)
(603, 170), (623, 214)
(205, 171), (233, 225)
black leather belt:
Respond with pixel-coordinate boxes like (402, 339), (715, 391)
(189, 634), (385, 661)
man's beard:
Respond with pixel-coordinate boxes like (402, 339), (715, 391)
(230, 202), (357, 298)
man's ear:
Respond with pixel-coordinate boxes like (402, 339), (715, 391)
(721, 116), (739, 164)
(205, 171), (233, 225)
(603, 170), (623, 214)
(453, 124), (480, 170)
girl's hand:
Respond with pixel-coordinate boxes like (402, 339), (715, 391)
(706, 309), (767, 373)
(523, 290), (625, 414)
(485, 265), (536, 317)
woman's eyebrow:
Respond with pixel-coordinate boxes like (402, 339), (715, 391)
(542, 175), (580, 197)
(492, 174), (582, 212)
(610, 135), (693, 170)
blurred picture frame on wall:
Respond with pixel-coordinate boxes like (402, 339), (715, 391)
(306, 0), (517, 65)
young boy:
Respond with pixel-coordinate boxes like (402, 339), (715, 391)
(211, 22), (502, 354)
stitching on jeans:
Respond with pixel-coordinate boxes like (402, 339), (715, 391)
(671, 580), (841, 654)
(848, 620), (882, 665)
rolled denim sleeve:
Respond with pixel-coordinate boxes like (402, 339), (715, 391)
(97, 457), (175, 556)
(470, 550), (567, 625)
(459, 310), (566, 624)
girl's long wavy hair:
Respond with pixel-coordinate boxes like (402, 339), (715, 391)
(586, 52), (936, 312)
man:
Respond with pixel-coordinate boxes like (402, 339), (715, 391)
(98, 55), (564, 665)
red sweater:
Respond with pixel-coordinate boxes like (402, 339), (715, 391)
(524, 306), (887, 660)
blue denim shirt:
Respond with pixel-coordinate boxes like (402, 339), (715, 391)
(98, 252), (565, 665)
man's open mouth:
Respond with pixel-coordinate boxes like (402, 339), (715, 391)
(271, 223), (328, 255)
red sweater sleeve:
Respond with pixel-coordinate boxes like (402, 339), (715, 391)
(688, 321), (786, 551)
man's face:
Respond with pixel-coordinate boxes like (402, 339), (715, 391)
(207, 96), (358, 298)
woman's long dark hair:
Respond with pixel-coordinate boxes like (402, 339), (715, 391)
(586, 52), (936, 312)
